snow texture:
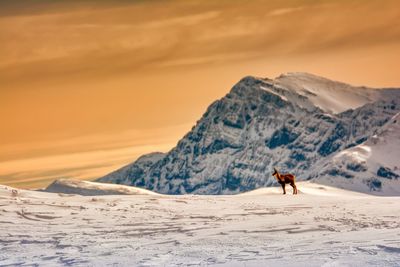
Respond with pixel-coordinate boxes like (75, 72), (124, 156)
(45, 178), (159, 196)
(1, 182), (400, 266)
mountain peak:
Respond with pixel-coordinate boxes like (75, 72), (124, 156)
(229, 72), (387, 114)
(270, 72), (388, 114)
(227, 72), (397, 114)
(276, 71), (327, 79)
(274, 72), (354, 89)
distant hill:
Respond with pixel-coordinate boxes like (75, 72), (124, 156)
(45, 179), (158, 196)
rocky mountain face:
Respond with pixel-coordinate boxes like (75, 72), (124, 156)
(97, 73), (400, 195)
(309, 113), (400, 195)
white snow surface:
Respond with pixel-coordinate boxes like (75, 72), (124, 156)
(1, 181), (400, 266)
(45, 178), (159, 196)
(365, 113), (400, 169)
(272, 72), (385, 114)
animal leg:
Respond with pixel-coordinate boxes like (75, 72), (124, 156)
(291, 183), (297, 194)
(281, 183), (286, 194)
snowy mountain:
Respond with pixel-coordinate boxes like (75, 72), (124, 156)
(309, 113), (400, 195)
(97, 72), (400, 194)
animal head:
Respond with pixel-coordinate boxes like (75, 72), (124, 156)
(272, 168), (278, 177)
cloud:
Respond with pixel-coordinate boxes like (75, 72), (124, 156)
(141, 10), (220, 28)
(0, 123), (192, 188)
(268, 7), (304, 16)
(2, 0), (399, 77)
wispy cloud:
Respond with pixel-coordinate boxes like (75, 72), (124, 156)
(0, 123), (192, 188)
(268, 7), (304, 16)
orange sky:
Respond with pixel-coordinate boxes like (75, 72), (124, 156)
(1, 0), (400, 188)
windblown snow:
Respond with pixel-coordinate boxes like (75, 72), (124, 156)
(1, 181), (400, 266)
(45, 179), (159, 196)
(273, 72), (385, 114)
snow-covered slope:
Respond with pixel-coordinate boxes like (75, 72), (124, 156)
(309, 112), (400, 195)
(273, 72), (388, 113)
(45, 179), (158, 196)
(97, 73), (400, 194)
(1, 182), (400, 266)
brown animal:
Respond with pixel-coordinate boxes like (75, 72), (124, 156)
(272, 168), (298, 195)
